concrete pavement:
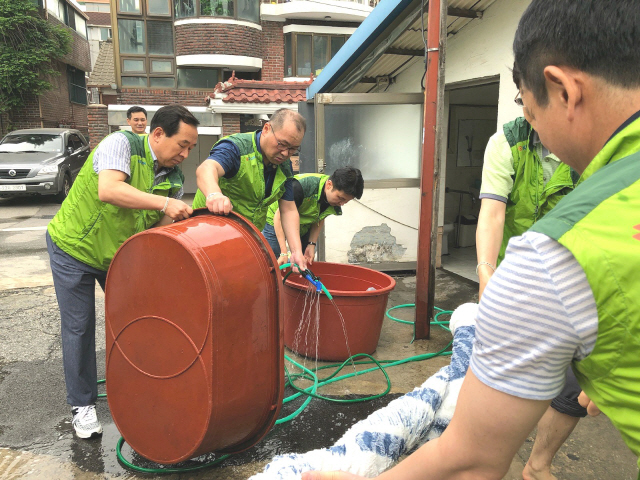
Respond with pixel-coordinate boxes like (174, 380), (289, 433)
(0, 196), (637, 479)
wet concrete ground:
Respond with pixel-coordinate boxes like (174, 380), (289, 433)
(0, 270), (638, 479)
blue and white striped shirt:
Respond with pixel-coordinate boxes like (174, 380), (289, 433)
(92, 132), (183, 199)
(470, 231), (598, 400)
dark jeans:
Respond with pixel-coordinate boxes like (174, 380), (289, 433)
(261, 223), (310, 257)
(550, 365), (588, 418)
(46, 231), (106, 407)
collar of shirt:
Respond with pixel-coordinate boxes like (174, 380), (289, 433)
(146, 136), (160, 173)
(532, 131), (553, 160)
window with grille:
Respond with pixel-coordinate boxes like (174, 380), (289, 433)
(68, 66), (87, 105)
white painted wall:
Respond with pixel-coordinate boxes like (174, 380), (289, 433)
(388, 0), (530, 126)
(324, 188), (419, 264)
(323, 0), (531, 266)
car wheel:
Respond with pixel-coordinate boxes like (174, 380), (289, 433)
(56, 172), (72, 203)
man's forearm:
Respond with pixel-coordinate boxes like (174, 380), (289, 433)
(308, 219), (324, 244)
(280, 207), (302, 254)
(196, 159), (222, 196)
(476, 199), (506, 297)
(273, 209), (288, 253)
(99, 171), (166, 211)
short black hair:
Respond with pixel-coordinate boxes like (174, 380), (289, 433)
(150, 105), (199, 137)
(513, 0), (640, 106)
(127, 106), (147, 119)
(270, 108), (306, 133)
(329, 167), (364, 199)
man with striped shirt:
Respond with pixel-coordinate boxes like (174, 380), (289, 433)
(304, 1), (640, 479)
(47, 105), (197, 440)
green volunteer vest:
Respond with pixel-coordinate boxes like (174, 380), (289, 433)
(192, 131), (293, 230)
(265, 173), (341, 235)
(47, 131), (184, 271)
(499, 117), (576, 264)
(530, 116), (640, 467)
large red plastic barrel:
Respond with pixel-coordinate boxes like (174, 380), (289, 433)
(105, 211), (284, 464)
(283, 262), (395, 361)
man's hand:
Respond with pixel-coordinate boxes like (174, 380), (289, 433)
(206, 193), (233, 215)
(304, 244), (315, 265)
(277, 254), (289, 267)
(164, 198), (193, 221)
(290, 250), (307, 273)
(578, 391), (601, 416)
(301, 472), (365, 480)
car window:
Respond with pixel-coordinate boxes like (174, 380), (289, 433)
(69, 134), (84, 151)
(0, 134), (63, 153)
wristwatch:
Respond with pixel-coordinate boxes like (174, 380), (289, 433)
(307, 241), (317, 246)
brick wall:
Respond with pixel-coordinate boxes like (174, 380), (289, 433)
(222, 113), (240, 136)
(48, 15), (91, 73)
(175, 23), (262, 57)
(261, 21), (284, 81)
(87, 104), (108, 149)
(117, 89), (211, 106)
(5, 94), (42, 132)
(38, 61), (88, 135)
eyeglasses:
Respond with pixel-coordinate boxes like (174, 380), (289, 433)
(269, 123), (301, 156)
(514, 91), (524, 107)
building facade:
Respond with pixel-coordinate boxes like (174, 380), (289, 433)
(87, 0), (374, 192)
(1, 0), (91, 136)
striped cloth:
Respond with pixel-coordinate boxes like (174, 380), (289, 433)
(249, 304), (477, 479)
(471, 231), (598, 400)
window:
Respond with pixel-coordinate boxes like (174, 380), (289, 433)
(147, 0), (170, 15)
(150, 60), (173, 73)
(285, 33), (350, 78)
(296, 34), (311, 77)
(175, 0), (195, 17)
(68, 134), (85, 151)
(122, 76), (147, 87)
(119, 0), (140, 13)
(147, 21), (173, 54)
(67, 66), (87, 105)
(100, 27), (112, 40)
(118, 19), (145, 54)
(75, 13), (87, 38)
(285, 34), (293, 77)
(236, 0), (258, 23)
(177, 68), (219, 89)
(200, 0), (233, 17)
(173, 0), (258, 21)
(149, 77), (175, 87)
(122, 59), (145, 73)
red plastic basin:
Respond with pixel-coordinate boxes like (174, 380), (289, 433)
(283, 262), (396, 361)
(105, 211), (284, 464)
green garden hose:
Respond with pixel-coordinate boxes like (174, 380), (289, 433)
(110, 277), (453, 474)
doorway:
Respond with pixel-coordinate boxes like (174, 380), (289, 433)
(441, 81), (499, 281)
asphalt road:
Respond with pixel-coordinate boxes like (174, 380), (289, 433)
(0, 195), (637, 480)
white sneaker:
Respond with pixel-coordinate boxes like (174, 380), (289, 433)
(71, 405), (103, 439)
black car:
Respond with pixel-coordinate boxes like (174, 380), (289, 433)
(0, 128), (90, 202)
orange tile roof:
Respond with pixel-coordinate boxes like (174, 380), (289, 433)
(211, 73), (313, 104)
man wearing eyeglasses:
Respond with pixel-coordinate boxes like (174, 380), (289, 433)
(475, 107), (579, 479)
(193, 108), (308, 271)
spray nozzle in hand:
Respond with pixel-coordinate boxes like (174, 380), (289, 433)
(300, 268), (323, 293)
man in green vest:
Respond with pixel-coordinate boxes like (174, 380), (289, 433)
(46, 104), (198, 440)
(304, 1), (640, 479)
(262, 167), (364, 266)
(193, 108), (308, 271)
(476, 117), (579, 479)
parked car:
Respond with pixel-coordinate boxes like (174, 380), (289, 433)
(0, 128), (90, 202)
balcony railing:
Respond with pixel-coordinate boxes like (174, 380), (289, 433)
(262, 0), (380, 7)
